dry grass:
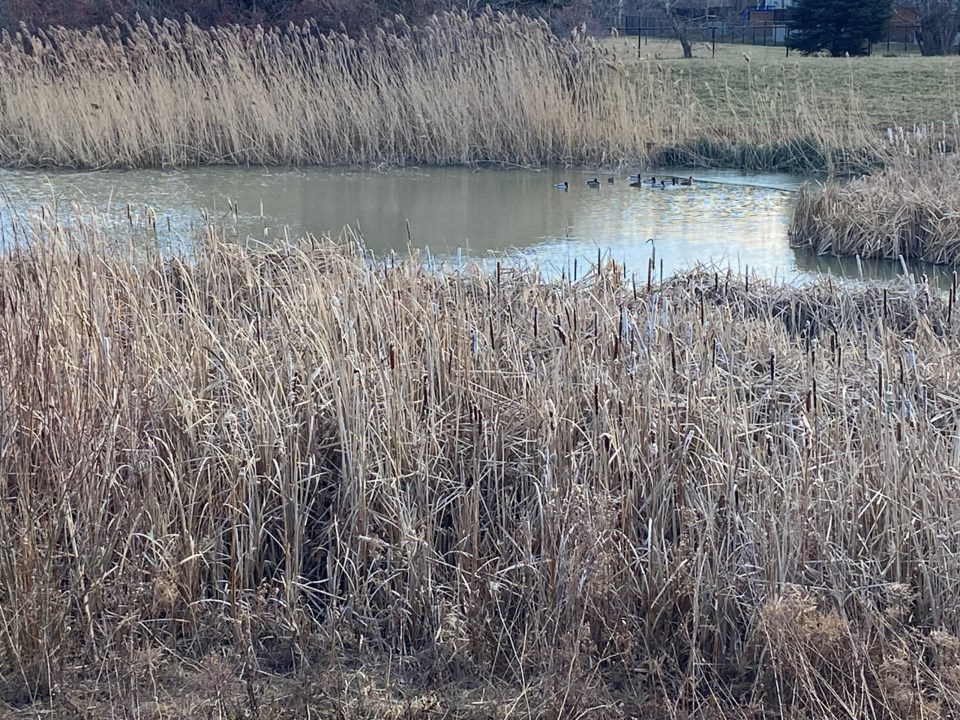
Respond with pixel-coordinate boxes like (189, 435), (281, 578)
(0, 12), (941, 172)
(603, 37), (960, 127)
(4, 210), (960, 717)
(790, 154), (960, 264)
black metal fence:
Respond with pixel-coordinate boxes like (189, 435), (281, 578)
(623, 22), (788, 47)
(620, 22), (923, 56)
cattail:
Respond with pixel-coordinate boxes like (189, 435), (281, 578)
(554, 316), (567, 345)
(950, 273), (956, 324)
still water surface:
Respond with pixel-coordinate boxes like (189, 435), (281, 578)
(0, 165), (941, 282)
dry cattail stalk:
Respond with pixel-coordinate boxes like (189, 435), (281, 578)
(2, 208), (960, 717)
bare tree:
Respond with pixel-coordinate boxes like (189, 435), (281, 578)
(636, 0), (712, 58)
(915, 0), (960, 55)
(587, 0), (628, 28)
(662, 0), (695, 57)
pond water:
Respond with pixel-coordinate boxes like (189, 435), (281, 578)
(0, 165), (945, 283)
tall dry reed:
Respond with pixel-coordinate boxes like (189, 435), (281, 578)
(0, 11), (911, 172)
(3, 210), (960, 717)
(791, 154), (960, 264)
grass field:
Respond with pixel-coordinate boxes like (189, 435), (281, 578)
(604, 37), (960, 127)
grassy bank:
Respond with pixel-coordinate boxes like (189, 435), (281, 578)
(790, 155), (960, 264)
(605, 37), (960, 128)
(0, 12), (938, 172)
(3, 213), (960, 718)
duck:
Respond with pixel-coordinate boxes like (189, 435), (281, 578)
(628, 173), (642, 186)
(680, 176), (694, 186)
(659, 180), (667, 189)
(648, 176), (657, 186)
(586, 177), (601, 188)
(607, 176), (615, 184)
(671, 176), (677, 186)
(554, 181), (569, 191)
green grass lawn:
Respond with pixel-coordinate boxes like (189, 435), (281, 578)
(603, 37), (960, 126)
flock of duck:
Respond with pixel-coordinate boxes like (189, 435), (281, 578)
(554, 175), (695, 191)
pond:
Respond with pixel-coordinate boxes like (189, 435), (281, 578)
(0, 165), (944, 283)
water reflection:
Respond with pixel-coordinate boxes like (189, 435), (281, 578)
(529, 180), (797, 279)
(0, 165), (954, 284)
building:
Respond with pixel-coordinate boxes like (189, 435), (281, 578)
(888, 5), (918, 44)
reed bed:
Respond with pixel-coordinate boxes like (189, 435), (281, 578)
(0, 11), (908, 172)
(3, 211), (960, 718)
(791, 155), (960, 264)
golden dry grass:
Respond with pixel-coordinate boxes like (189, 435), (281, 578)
(790, 154), (960, 264)
(4, 211), (960, 717)
(0, 12), (941, 172)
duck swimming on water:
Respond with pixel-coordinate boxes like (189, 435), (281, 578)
(554, 181), (569, 191)
(586, 177), (601, 188)
(680, 176), (694, 186)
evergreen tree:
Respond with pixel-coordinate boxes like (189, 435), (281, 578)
(787, 0), (893, 56)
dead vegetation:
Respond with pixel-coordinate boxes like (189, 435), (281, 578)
(2, 210), (960, 717)
(0, 11), (929, 172)
(790, 153), (960, 264)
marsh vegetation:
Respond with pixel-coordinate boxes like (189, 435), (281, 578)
(2, 213), (960, 718)
(3, 8), (960, 718)
(0, 11), (938, 173)
(791, 155), (960, 264)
